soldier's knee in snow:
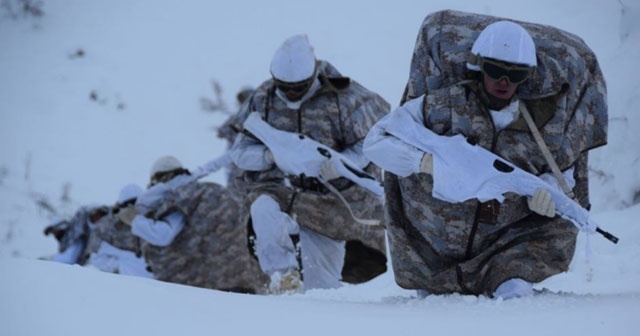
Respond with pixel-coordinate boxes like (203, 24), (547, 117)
(250, 195), (281, 215)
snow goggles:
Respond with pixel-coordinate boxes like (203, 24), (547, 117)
(274, 76), (314, 98)
(149, 168), (190, 187)
(480, 58), (532, 84)
(272, 64), (318, 101)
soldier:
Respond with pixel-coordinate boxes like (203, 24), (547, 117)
(125, 155), (270, 294)
(44, 204), (109, 265)
(364, 11), (607, 299)
(229, 34), (389, 293)
(83, 183), (153, 278)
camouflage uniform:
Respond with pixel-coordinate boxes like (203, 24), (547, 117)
(140, 181), (270, 294)
(83, 207), (143, 261)
(385, 10), (608, 295)
(44, 205), (108, 265)
(238, 60), (390, 283)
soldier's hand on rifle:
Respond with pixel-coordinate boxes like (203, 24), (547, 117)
(264, 148), (274, 163)
(527, 188), (556, 217)
(117, 206), (138, 226)
(419, 153), (433, 174)
(319, 158), (341, 181)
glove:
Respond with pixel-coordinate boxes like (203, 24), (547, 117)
(319, 158), (341, 181)
(527, 188), (556, 217)
(264, 148), (275, 165)
(116, 206), (138, 226)
(419, 153), (433, 174)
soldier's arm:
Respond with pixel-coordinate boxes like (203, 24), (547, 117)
(131, 211), (185, 247)
(363, 97), (426, 177)
(229, 132), (274, 171)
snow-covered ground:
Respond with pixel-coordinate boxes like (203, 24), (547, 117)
(1, 1), (639, 335)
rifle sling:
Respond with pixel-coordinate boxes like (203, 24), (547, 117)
(519, 103), (576, 200)
(319, 179), (382, 227)
(520, 103), (618, 244)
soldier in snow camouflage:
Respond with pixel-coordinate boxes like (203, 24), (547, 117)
(79, 184), (153, 277)
(82, 185), (140, 259)
(43, 184), (151, 278)
(43, 204), (109, 265)
(141, 181), (269, 293)
(131, 156), (270, 294)
(364, 10), (607, 298)
(230, 35), (389, 292)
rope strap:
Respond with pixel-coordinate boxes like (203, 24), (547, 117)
(519, 103), (576, 200)
(320, 180), (382, 227)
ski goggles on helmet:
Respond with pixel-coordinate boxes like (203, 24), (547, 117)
(480, 58), (533, 84)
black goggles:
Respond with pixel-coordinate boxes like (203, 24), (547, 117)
(149, 168), (190, 187)
(273, 77), (314, 96)
(480, 58), (532, 84)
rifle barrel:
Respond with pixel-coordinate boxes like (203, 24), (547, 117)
(596, 227), (619, 244)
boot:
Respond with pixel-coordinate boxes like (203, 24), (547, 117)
(269, 268), (302, 295)
(494, 278), (534, 299)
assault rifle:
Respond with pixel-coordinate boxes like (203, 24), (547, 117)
(383, 110), (618, 244)
(241, 111), (384, 199)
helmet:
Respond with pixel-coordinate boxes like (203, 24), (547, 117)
(467, 21), (537, 70)
(236, 86), (255, 104)
(150, 155), (183, 178)
(117, 183), (143, 204)
(270, 34), (316, 83)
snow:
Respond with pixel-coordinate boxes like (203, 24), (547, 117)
(1, 0), (639, 335)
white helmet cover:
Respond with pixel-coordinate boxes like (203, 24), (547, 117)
(117, 183), (143, 204)
(150, 155), (183, 177)
(270, 34), (317, 82)
(467, 21), (537, 70)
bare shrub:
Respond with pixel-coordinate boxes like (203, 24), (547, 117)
(1, 0), (44, 19)
(200, 79), (231, 115)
